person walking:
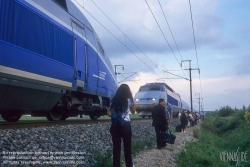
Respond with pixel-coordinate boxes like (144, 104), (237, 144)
(108, 84), (135, 167)
(152, 98), (169, 149)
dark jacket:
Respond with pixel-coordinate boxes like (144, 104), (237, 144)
(152, 104), (168, 128)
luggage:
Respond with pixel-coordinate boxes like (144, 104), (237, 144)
(159, 129), (176, 144)
(175, 125), (182, 132)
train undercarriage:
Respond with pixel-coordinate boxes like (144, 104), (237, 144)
(0, 76), (110, 122)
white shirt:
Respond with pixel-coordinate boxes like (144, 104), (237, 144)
(122, 98), (133, 121)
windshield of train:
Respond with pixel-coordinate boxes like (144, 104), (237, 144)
(139, 85), (164, 91)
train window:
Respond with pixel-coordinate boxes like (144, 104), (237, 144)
(139, 85), (163, 91)
(98, 42), (105, 56)
(53, 0), (68, 11)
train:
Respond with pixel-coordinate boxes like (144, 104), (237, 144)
(134, 83), (190, 118)
(0, 0), (117, 122)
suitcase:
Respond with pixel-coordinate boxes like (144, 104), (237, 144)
(175, 125), (182, 132)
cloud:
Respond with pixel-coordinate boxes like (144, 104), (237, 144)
(81, 0), (229, 57)
(233, 55), (250, 76)
(193, 76), (250, 94)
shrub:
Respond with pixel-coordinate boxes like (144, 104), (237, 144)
(193, 128), (201, 139)
(218, 106), (235, 117)
(244, 111), (250, 122)
(201, 117), (216, 133)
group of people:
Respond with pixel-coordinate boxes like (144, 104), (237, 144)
(107, 83), (201, 166)
(178, 110), (202, 133)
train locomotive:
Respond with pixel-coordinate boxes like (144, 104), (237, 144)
(0, 0), (117, 122)
(134, 83), (189, 118)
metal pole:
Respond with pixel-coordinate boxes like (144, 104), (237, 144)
(189, 61), (193, 113)
(199, 98), (200, 114)
(195, 93), (200, 114)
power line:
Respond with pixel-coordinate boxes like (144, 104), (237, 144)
(74, 0), (165, 81)
(157, 0), (195, 94)
(90, 0), (158, 68)
(76, 0), (193, 105)
(188, 0), (204, 105)
(144, 0), (180, 64)
(145, 0), (196, 103)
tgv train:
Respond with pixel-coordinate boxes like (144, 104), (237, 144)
(134, 83), (189, 118)
(0, 0), (117, 122)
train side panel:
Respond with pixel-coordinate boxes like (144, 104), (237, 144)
(0, 0), (117, 122)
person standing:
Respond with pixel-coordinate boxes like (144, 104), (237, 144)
(152, 98), (169, 149)
(108, 84), (135, 167)
(169, 103), (173, 122)
(178, 110), (188, 133)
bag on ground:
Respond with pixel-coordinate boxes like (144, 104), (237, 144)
(159, 130), (176, 144)
(175, 125), (182, 132)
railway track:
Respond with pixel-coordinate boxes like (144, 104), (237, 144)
(0, 117), (178, 130)
(0, 118), (152, 130)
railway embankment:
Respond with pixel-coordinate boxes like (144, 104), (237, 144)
(129, 122), (199, 167)
(0, 120), (156, 167)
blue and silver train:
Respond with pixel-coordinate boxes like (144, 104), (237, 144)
(134, 83), (189, 118)
(0, 0), (117, 122)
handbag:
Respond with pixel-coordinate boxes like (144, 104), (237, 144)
(159, 129), (176, 144)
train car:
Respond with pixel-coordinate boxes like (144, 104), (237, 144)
(0, 0), (117, 122)
(134, 83), (189, 118)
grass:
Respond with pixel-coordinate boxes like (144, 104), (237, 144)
(88, 136), (156, 167)
(175, 106), (250, 167)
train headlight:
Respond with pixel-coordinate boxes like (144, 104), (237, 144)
(152, 98), (156, 101)
(135, 98), (139, 101)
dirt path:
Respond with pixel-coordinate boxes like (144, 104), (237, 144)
(128, 125), (199, 167)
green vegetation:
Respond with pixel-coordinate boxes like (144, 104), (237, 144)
(176, 105), (250, 167)
(89, 137), (156, 167)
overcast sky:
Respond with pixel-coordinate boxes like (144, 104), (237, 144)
(74, 0), (250, 111)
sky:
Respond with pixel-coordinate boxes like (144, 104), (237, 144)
(74, 0), (250, 111)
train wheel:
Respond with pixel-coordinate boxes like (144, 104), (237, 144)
(46, 107), (65, 121)
(1, 111), (22, 122)
(89, 115), (99, 120)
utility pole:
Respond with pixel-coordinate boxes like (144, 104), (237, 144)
(181, 60), (200, 113)
(114, 65), (124, 79)
(195, 93), (203, 114)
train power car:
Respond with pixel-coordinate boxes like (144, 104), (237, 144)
(0, 0), (117, 122)
(134, 83), (189, 118)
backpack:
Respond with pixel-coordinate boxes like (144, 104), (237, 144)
(181, 112), (187, 121)
(111, 104), (127, 127)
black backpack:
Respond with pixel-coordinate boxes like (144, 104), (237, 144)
(181, 112), (187, 121)
(111, 104), (127, 127)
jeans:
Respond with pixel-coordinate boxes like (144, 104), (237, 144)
(110, 121), (133, 167)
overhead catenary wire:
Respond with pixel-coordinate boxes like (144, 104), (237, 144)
(157, 0), (199, 98)
(74, 0), (165, 81)
(188, 0), (204, 105)
(75, 0), (193, 105)
(145, 0), (196, 103)
(89, 0), (158, 68)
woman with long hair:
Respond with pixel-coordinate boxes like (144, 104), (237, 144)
(108, 84), (135, 167)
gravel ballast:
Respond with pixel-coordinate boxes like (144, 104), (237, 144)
(0, 120), (156, 167)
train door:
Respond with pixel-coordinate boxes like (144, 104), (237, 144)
(71, 21), (86, 89)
